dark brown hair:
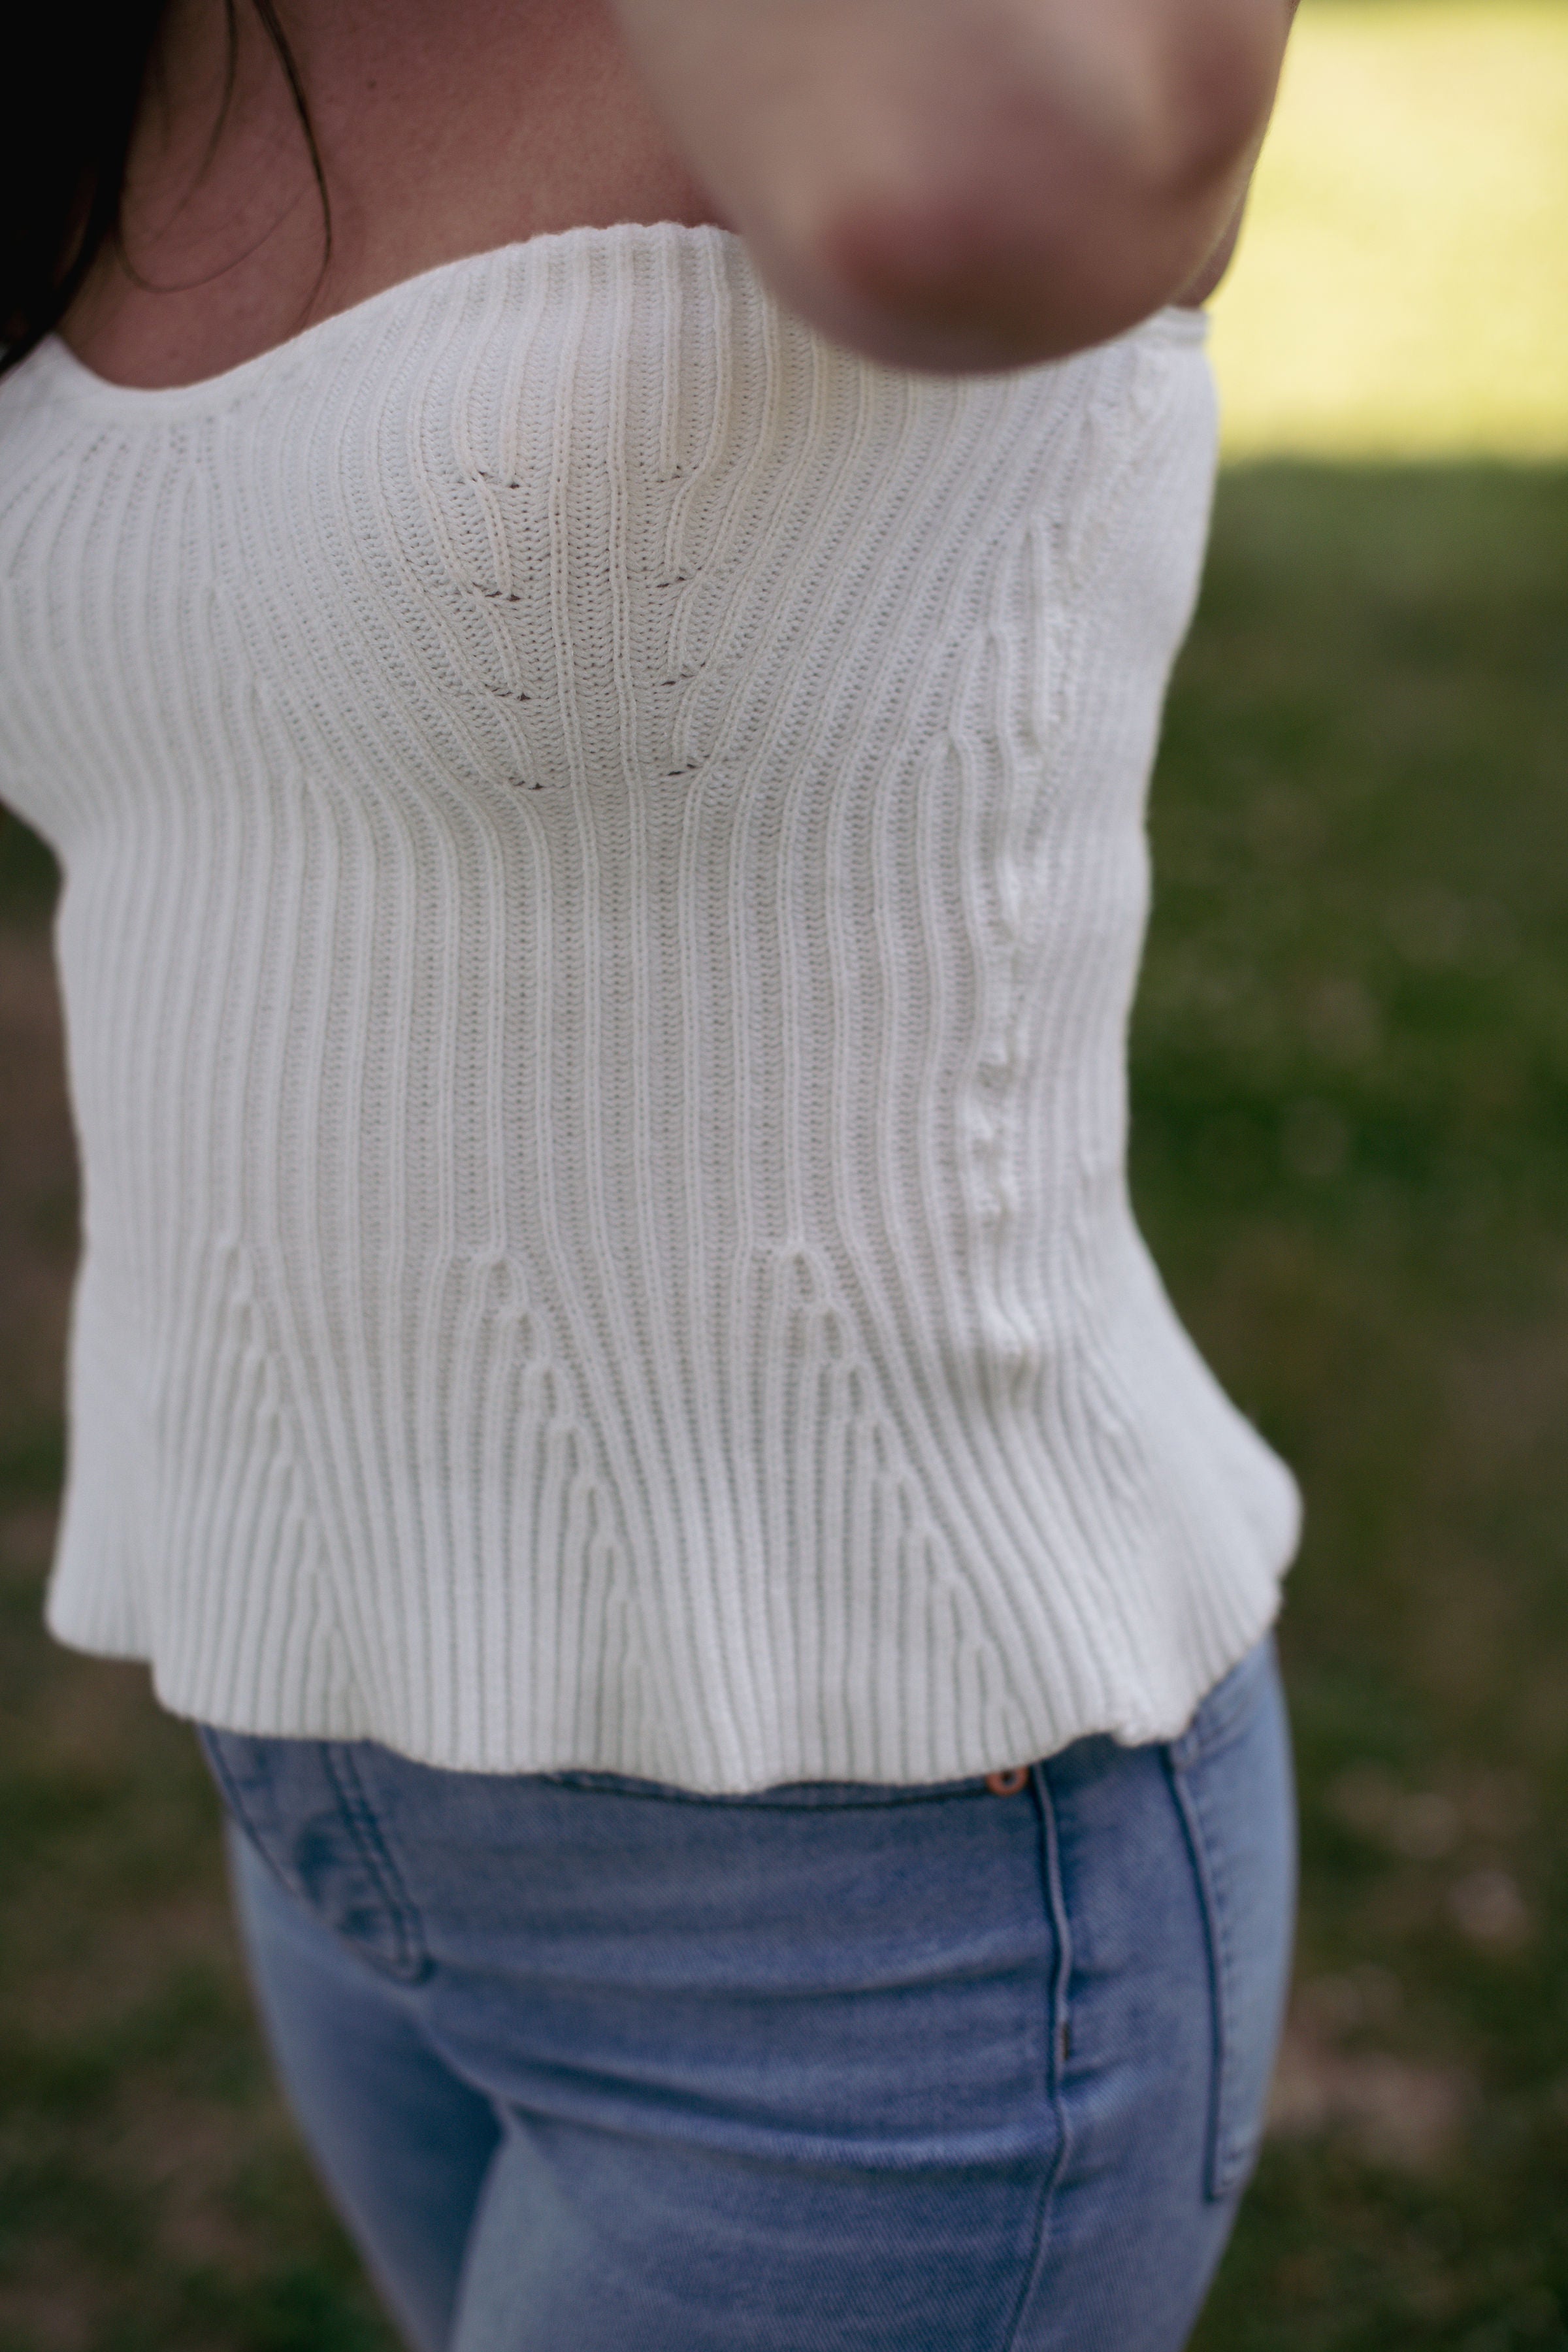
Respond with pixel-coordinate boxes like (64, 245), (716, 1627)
(1, 2), (327, 377)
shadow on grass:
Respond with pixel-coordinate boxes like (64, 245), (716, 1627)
(0, 461), (1565, 2348)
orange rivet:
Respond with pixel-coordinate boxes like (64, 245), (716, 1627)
(985, 1767), (1029, 1796)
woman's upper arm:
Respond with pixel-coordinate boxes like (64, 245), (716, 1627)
(610, 0), (1294, 370)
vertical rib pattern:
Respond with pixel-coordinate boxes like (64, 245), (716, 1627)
(0, 225), (1298, 1789)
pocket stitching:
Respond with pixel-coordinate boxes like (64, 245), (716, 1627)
(320, 1743), (432, 1984)
(198, 1729), (304, 1909)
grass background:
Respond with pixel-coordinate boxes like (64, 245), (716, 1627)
(3, 3), (1567, 2344)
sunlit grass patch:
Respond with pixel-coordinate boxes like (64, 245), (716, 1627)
(1212, 1), (1568, 457)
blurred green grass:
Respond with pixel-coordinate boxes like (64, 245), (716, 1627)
(1151, 462), (1568, 2347)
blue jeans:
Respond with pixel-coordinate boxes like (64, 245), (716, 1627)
(200, 1635), (1294, 2352)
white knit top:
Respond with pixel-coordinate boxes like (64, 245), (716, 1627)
(0, 224), (1297, 1791)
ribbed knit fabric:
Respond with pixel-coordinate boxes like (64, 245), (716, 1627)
(0, 223), (1298, 1790)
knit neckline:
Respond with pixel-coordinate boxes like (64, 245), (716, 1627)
(39, 218), (1207, 424)
(41, 220), (739, 421)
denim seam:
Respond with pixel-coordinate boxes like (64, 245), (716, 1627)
(998, 1761), (1075, 2352)
(320, 1742), (432, 1984)
(1165, 1746), (1247, 2198)
(198, 1731), (297, 1901)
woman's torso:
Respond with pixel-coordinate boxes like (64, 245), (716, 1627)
(1, 230), (1296, 1786)
(3, 2), (1298, 1789)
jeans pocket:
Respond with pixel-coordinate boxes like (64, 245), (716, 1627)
(199, 1728), (431, 1984)
(1166, 1638), (1297, 2199)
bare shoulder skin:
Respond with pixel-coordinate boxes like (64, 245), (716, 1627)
(64, 0), (725, 391)
(64, 0), (1291, 391)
